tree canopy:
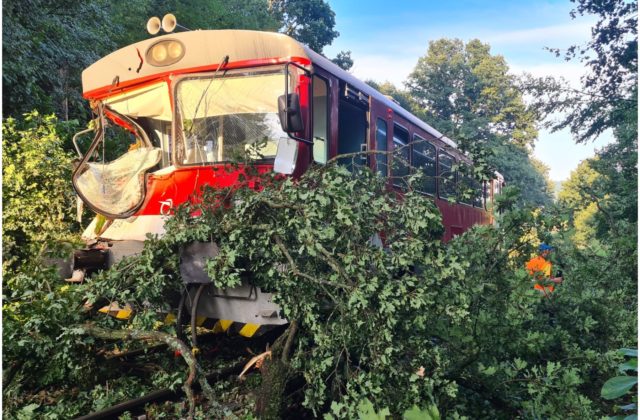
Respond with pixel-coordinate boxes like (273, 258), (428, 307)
(524, 0), (637, 142)
(404, 38), (552, 206)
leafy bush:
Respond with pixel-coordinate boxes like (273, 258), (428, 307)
(2, 112), (80, 274)
(74, 163), (634, 417)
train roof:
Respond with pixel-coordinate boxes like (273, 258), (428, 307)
(82, 29), (457, 149)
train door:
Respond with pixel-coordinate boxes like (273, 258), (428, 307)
(337, 81), (369, 169)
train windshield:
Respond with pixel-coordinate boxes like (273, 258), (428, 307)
(175, 67), (288, 165)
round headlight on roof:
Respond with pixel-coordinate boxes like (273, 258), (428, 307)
(151, 44), (167, 62)
(166, 41), (183, 59)
(146, 39), (185, 67)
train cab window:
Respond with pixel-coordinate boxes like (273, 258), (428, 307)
(313, 76), (328, 164)
(411, 134), (436, 195)
(137, 118), (172, 168)
(376, 118), (387, 176)
(459, 175), (474, 205)
(438, 152), (456, 199)
(391, 124), (410, 186)
(72, 109), (161, 217)
(104, 82), (172, 168)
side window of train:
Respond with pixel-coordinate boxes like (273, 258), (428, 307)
(411, 134), (436, 195)
(459, 172), (482, 207)
(391, 124), (409, 187)
(438, 151), (456, 199)
(313, 75), (328, 164)
(376, 118), (387, 176)
(473, 179), (483, 208)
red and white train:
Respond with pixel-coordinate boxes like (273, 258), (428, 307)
(72, 18), (502, 337)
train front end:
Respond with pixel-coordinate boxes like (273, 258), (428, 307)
(72, 29), (313, 337)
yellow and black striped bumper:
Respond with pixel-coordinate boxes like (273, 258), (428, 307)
(99, 306), (269, 338)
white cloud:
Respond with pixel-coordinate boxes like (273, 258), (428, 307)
(326, 19), (595, 88)
(483, 21), (594, 47)
(348, 54), (417, 87)
(510, 62), (587, 87)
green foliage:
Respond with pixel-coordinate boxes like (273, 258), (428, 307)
(2, 112), (81, 273)
(602, 377), (638, 400)
(111, 0), (281, 48)
(332, 50), (354, 71)
(173, 166), (453, 416)
(271, 0), (339, 52)
(407, 38), (537, 147)
(601, 349), (638, 400)
(351, 398), (440, 420)
(3, 158), (636, 418)
(405, 38), (552, 207)
(3, 261), (97, 396)
(600, 348), (638, 420)
(488, 141), (554, 207)
(2, 0), (117, 119)
(63, 162), (630, 418)
(525, 0), (637, 143)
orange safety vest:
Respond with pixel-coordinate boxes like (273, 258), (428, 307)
(526, 255), (554, 293)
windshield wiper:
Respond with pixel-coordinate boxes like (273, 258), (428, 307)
(184, 55), (230, 139)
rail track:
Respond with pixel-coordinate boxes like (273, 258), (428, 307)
(73, 326), (287, 419)
(74, 360), (246, 420)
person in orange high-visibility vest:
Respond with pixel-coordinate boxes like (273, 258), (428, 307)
(526, 243), (563, 296)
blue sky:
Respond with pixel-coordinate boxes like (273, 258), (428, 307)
(323, 0), (614, 182)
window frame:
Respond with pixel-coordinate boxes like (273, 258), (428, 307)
(411, 133), (437, 196)
(391, 122), (410, 187)
(437, 151), (456, 200)
(171, 65), (288, 167)
(375, 118), (388, 176)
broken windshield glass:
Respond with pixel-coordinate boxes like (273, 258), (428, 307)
(72, 107), (162, 218)
(175, 66), (288, 165)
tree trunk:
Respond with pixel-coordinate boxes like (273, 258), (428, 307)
(78, 323), (216, 419)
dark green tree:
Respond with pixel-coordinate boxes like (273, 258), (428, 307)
(2, 112), (79, 274)
(269, 0), (339, 52)
(405, 38), (551, 206)
(2, 0), (117, 120)
(331, 50), (354, 71)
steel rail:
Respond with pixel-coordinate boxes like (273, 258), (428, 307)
(73, 360), (246, 420)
